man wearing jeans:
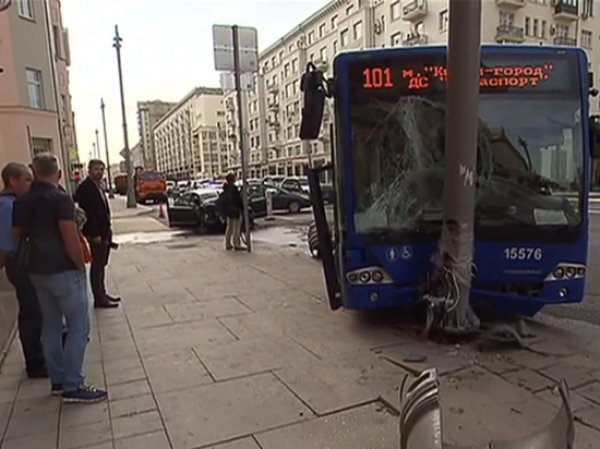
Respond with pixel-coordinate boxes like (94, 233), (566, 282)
(13, 154), (107, 403)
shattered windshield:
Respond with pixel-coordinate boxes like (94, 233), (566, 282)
(347, 51), (584, 235)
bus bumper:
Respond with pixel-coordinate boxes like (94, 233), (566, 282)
(340, 278), (585, 317)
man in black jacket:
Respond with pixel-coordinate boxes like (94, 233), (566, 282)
(74, 160), (120, 308)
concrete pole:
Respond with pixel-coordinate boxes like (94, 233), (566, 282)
(434, 0), (482, 334)
(233, 25), (252, 251)
(101, 98), (115, 198)
(113, 25), (136, 208)
(95, 129), (101, 160)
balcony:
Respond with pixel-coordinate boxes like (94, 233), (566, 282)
(553, 36), (577, 46)
(495, 25), (525, 43)
(402, 0), (427, 21)
(267, 83), (278, 93)
(554, 1), (578, 20)
(403, 34), (428, 46)
(495, 0), (524, 7)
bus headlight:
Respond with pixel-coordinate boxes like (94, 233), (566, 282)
(346, 267), (393, 285)
(546, 263), (586, 282)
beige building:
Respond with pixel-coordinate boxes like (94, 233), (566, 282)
(153, 87), (227, 180)
(224, 0), (599, 177)
(0, 0), (78, 184)
(137, 100), (176, 170)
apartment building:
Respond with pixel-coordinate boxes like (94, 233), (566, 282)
(137, 100), (176, 170)
(224, 0), (599, 177)
(0, 0), (78, 183)
(153, 87), (227, 180)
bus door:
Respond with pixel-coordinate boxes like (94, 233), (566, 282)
(301, 63), (342, 309)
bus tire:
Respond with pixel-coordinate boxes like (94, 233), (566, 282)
(308, 222), (320, 259)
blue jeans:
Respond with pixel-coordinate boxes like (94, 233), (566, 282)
(30, 270), (90, 391)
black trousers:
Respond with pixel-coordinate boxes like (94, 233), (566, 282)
(90, 239), (110, 303)
(5, 258), (45, 373)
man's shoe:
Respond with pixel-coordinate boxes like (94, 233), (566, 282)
(27, 366), (49, 379)
(94, 300), (119, 309)
(105, 294), (121, 302)
(51, 384), (63, 396)
(62, 385), (108, 403)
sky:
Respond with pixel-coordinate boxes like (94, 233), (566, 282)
(61, 0), (327, 165)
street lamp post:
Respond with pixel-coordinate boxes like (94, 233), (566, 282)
(95, 129), (101, 160)
(101, 98), (114, 198)
(113, 24), (136, 208)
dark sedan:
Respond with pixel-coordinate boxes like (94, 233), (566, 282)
(167, 189), (254, 232)
(246, 184), (312, 216)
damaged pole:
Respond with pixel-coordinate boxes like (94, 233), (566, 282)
(432, 0), (482, 335)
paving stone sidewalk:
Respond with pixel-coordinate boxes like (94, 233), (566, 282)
(1, 235), (600, 449)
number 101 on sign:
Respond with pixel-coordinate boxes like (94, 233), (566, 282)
(504, 247), (542, 260)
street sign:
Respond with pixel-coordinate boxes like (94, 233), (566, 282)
(0, 0), (12, 12)
(212, 25), (258, 73)
(219, 72), (255, 91)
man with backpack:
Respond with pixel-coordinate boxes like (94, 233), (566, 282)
(0, 162), (46, 379)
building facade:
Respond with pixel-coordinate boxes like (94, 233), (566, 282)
(223, 0), (599, 177)
(136, 100), (176, 170)
(153, 87), (227, 180)
(0, 0), (78, 184)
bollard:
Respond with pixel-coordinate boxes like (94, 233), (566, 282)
(265, 189), (275, 221)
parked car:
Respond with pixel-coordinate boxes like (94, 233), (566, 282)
(246, 184), (312, 215)
(167, 189), (254, 233)
(280, 177), (336, 204)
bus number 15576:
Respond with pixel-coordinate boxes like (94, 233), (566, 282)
(504, 247), (543, 261)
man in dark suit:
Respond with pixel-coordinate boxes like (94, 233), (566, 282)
(74, 160), (120, 308)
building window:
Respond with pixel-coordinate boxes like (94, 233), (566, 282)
(26, 69), (44, 109)
(331, 15), (338, 28)
(498, 11), (515, 27)
(320, 46), (327, 61)
(346, 4), (354, 15)
(391, 1), (401, 20)
(581, 30), (592, 48)
(308, 31), (315, 44)
(333, 40), (339, 54)
(17, 0), (34, 19)
(541, 20), (547, 38)
(439, 9), (448, 31)
(582, 0), (593, 17)
(391, 32), (403, 46)
(319, 23), (326, 37)
(341, 29), (349, 47)
(525, 17), (531, 36)
(556, 23), (569, 37)
(533, 18), (539, 37)
(292, 58), (298, 72)
(353, 21), (363, 40)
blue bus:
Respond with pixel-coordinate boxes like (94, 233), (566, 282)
(302, 45), (600, 317)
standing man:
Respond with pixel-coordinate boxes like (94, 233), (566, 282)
(74, 160), (120, 308)
(13, 154), (107, 402)
(0, 162), (47, 378)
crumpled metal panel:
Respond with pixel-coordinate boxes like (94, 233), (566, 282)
(399, 368), (574, 449)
